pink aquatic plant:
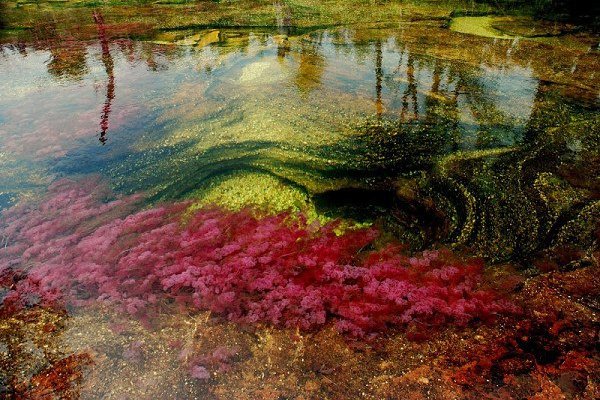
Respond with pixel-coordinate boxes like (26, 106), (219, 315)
(123, 340), (145, 362)
(190, 365), (210, 380)
(0, 177), (516, 337)
(186, 346), (241, 378)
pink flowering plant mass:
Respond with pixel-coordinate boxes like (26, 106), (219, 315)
(0, 177), (516, 338)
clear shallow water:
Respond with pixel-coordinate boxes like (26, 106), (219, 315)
(1, 15), (599, 399)
(3, 25), (592, 203)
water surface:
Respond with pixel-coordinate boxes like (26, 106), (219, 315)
(1, 12), (599, 399)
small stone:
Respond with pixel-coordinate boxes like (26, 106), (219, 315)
(379, 361), (393, 370)
(304, 380), (319, 391)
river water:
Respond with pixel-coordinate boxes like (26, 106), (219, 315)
(1, 11), (598, 399)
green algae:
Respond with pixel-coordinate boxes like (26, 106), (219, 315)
(187, 170), (314, 216)
(449, 16), (514, 39)
(184, 170), (373, 232)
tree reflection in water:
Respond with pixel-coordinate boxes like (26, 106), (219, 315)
(93, 11), (114, 145)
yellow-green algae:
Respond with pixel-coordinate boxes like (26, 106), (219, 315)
(187, 170), (313, 216)
(447, 14), (598, 51)
(449, 16), (515, 39)
(185, 170), (372, 232)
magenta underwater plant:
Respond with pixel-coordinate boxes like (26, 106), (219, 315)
(190, 365), (211, 381)
(0, 178), (516, 338)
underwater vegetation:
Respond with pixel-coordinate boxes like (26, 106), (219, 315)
(2, 263), (599, 399)
(0, 177), (516, 339)
(0, 178), (597, 399)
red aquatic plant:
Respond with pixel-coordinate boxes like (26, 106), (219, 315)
(190, 365), (211, 380)
(0, 178), (516, 337)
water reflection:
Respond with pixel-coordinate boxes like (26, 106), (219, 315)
(93, 11), (115, 144)
(47, 39), (88, 81)
(293, 36), (325, 96)
(0, 24), (597, 263)
(0, 2), (5, 31)
(375, 39), (384, 118)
